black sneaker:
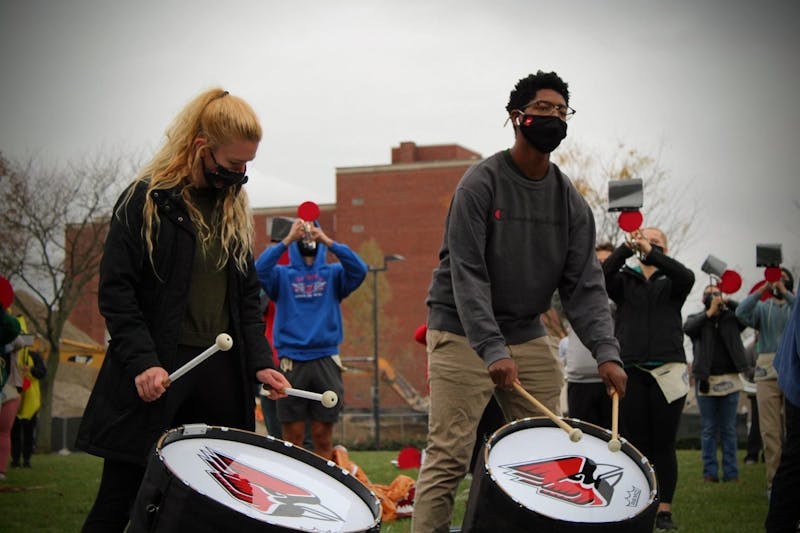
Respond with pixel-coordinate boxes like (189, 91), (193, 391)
(655, 511), (678, 531)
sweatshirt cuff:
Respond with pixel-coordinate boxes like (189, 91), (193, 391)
(593, 341), (623, 367)
(482, 342), (511, 367)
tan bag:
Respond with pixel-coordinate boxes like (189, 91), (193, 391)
(753, 352), (778, 382)
(643, 362), (689, 403)
(699, 373), (744, 397)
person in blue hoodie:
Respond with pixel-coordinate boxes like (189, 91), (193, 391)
(255, 217), (367, 459)
(766, 288), (800, 532)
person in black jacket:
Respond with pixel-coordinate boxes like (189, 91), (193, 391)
(76, 88), (291, 532)
(684, 285), (748, 483)
(604, 226), (694, 532)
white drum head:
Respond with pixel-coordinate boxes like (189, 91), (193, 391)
(486, 424), (654, 524)
(160, 434), (376, 532)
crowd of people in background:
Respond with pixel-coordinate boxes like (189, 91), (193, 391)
(0, 76), (797, 533)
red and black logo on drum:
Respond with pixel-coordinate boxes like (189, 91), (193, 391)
(502, 455), (624, 507)
(200, 448), (344, 522)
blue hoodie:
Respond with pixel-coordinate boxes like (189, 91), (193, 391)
(255, 238), (367, 361)
(775, 299), (800, 406)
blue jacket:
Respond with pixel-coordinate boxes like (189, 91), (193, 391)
(255, 239), (367, 361)
(775, 299), (800, 406)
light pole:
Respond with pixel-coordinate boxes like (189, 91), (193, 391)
(369, 254), (405, 450)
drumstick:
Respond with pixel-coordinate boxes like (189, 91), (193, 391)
(261, 386), (339, 408)
(512, 383), (582, 442)
(163, 333), (233, 387)
(608, 390), (621, 452)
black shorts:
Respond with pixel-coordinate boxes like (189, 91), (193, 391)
(276, 356), (344, 423)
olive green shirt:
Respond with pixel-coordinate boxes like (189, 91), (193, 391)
(178, 188), (230, 347)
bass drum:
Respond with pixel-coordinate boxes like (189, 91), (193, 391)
(129, 424), (381, 533)
(462, 417), (658, 532)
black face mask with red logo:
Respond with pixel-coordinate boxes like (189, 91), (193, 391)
(517, 114), (568, 153)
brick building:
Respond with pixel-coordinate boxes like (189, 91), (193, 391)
(68, 141), (482, 412)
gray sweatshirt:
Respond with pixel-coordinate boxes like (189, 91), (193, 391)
(426, 150), (621, 368)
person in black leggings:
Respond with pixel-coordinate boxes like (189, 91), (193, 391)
(604, 227), (695, 531)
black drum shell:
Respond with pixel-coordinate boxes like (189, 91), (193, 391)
(461, 417), (658, 533)
(129, 425), (381, 533)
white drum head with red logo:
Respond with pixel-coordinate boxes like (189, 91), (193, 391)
(486, 423), (654, 524)
(160, 435), (376, 532)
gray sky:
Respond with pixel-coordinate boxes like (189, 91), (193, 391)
(2, 0), (799, 310)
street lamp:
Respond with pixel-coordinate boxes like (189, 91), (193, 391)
(369, 254), (405, 450)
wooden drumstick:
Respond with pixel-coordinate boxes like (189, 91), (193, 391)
(608, 390), (621, 452)
(162, 333), (233, 387)
(512, 383), (582, 442)
(261, 386), (339, 408)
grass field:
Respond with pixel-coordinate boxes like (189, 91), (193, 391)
(0, 448), (768, 532)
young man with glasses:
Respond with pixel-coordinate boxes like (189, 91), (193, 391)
(413, 71), (627, 533)
(684, 284), (749, 483)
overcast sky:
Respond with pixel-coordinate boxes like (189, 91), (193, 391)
(1, 0), (799, 312)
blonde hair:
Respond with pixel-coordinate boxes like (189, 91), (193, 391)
(642, 227), (668, 250)
(121, 88), (262, 273)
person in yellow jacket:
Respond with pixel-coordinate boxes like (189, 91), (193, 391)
(10, 317), (46, 469)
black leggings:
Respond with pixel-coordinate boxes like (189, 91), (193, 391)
(11, 415), (37, 464)
(621, 366), (686, 504)
(82, 459), (146, 532)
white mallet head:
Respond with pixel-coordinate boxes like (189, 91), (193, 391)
(215, 333), (234, 351)
(569, 428), (583, 443)
(608, 438), (622, 452)
(321, 390), (339, 408)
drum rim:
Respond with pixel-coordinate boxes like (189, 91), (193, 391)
(155, 424), (382, 529)
(481, 416), (658, 524)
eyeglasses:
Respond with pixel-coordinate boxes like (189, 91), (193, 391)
(523, 99), (576, 121)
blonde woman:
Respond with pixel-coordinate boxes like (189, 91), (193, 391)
(77, 88), (290, 532)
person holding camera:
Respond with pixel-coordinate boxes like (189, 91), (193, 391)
(736, 268), (796, 497)
(684, 284), (749, 483)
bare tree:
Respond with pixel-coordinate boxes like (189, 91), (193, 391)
(546, 143), (699, 335)
(555, 142), (697, 255)
(0, 151), (127, 451)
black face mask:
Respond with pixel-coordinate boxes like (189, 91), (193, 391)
(640, 244), (664, 265)
(703, 293), (714, 310)
(204, 152), (249, 189)
(298, 239), (317, 257)
(516, 114), (567, 153)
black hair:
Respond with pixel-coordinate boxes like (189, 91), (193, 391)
(595, 241), (615, 253)
(781, 267), (794, 292)
(506, 71), (570, 113)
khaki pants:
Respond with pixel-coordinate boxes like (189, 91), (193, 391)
(411, 330), (563, 533)
(756, 378), (785, 488)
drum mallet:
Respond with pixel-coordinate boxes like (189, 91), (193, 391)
(513, 383), (582, 442)
(608, 390), (622, 452)
(163, 333), (234, 387)
(262, 386), (339, 408)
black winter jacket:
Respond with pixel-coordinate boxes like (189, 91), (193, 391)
(603, 244), (695, 365)
(76, 182), (274, 465)
(684, 303), (748, 381)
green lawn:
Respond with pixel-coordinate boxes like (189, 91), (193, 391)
(0, 449), (768, 532)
